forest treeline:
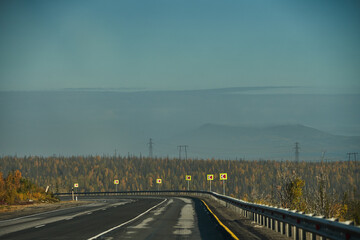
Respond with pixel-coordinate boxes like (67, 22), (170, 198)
(0, 170), (58, 205)
(0, 155), (359, 223)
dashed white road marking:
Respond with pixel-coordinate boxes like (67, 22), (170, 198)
(35, 224), (45, 228)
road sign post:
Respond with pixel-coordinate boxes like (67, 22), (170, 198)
(74, 183), (79, 201)
(207, 174), (214, 192)
(219, 173), (227, 195)
(114, 180), (119, 192)
(156, 178), (162, 191)
(186, 175), (191, 190)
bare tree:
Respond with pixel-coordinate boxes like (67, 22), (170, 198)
(307, 152), (340, 218)
(276, 162), (305, 210)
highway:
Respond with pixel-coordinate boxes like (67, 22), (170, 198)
(0, 196), (233, 240)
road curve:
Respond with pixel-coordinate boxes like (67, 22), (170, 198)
(0, 196), (233, 240)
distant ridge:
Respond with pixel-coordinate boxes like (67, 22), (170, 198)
(176, 123), (360, 160)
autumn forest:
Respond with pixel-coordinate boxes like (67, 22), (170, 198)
(0, 155), (359, 223)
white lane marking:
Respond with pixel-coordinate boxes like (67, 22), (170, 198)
(173, 198), (195, 235)
(35, 224), (45, 228)
(87, 199), (167, 240)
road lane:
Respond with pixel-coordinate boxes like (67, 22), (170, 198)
(0, 198), (162, 240)
(88, 197), (231, 240)
(0, 199), (132, 237)
(1, 197), (232, 240)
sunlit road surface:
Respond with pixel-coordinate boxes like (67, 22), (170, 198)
(0, 196), (232, 240)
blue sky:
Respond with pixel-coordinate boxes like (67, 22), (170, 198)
(0, 0), (359, 92)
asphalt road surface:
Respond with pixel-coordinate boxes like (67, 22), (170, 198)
(0, 196), (233, 240)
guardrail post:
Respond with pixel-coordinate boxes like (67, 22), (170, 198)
(280, 221), (284, 235)
(263, 215), (266, 226)
(285, 223), (290, 237)
(259, 214), (261, 225)
(300, 229), (306, 240)
(310, 232), (316, 240)
(293, 225), (299, 240)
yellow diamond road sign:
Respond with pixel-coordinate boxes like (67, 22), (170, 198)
(114, 180), (119, 184)
(207, 174), (214, 181)
(186, 175), (191, 181)
(220, 173), (228, 180)
(156, 179), (162, 184)
(74, 183), (79, 188)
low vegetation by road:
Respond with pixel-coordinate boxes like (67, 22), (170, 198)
(0, 170), (59, 215)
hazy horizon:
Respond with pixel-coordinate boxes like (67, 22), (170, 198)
(1, 1), (359, 159)
(1, 89), (359, 159)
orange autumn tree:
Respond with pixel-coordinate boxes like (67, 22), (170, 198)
(0, 170), (58, 205)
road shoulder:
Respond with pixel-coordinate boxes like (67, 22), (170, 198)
(200, 196), (290, 240)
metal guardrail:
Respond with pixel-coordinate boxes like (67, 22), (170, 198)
(55, 190), (360, 240)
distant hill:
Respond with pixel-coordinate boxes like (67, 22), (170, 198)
(174, 124), (360, 160)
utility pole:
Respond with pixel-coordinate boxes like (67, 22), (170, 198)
(177, 145), (188, 160)
(183, 145), (188, 160)
(294, 142), (300, 162)
(177, 145), (182, 160)
(321, 151), (326, 165)
(347, 152), (359, 162)
(148, 138), (154, 158)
